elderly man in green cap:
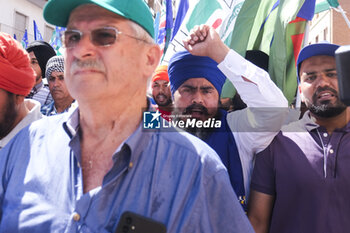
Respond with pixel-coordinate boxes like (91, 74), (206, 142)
(0, 0), (255, 233)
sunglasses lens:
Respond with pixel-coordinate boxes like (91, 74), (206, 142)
(91, 28), (117, 46)
(63, 31), (81, 48)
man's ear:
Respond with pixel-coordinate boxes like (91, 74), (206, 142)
(143, 44), (162, 77)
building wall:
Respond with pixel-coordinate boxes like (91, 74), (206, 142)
(0, 0), (53, 43)
(308, 10), (332, 44)
(332, 0), (350, 45)
(309, 0), (350, 45)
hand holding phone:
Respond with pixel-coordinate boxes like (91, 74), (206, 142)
(115, 211), (167, 233)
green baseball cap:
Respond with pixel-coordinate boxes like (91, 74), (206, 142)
(43, 0), (155, 39)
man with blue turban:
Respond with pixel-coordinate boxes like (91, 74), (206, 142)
(169, 25), (288, 210)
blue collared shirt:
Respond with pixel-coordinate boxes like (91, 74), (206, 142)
(0, 108), (253, 233)
(26, 81), (53, 107)
(41, 100), (77, 116)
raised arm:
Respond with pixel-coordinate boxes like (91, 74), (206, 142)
(183, 24), (229, 64)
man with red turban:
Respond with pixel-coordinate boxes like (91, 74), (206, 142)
(0, 32), (42, 149)
(151, 65), (173, 120)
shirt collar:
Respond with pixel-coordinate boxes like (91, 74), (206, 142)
(63, 107), (80, 139)
(63, 102), (154, 168)
(34, 81), (43, 91)
(300, 110), (319, 132)
(119, 123), (152, 168)
(300, 110), (350, 133)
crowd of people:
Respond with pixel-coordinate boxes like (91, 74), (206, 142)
(0, 0), (348, 232)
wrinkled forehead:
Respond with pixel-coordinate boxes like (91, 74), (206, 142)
(67, 4), (126, 28)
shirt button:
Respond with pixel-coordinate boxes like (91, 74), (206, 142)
(129, 162), (133, 168)
(330, 149), (334, 154)
(323, 133), (328, 137)
(72, 212), (81, 222)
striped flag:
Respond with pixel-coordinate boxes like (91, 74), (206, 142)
(162, 0), (245, 63)
(33, 20), (43, 41)
(227, 0), (316, 103)
(157, 0), (173, 58)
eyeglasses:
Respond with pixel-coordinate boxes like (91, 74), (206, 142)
(61, 26), (150, 48)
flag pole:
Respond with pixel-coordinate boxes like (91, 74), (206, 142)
(335, 5), (350, 29)
(295, 22), (310, 109)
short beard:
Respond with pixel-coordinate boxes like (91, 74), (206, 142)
(309, 86), (347, 118)
(309, 101), (347, 118)
(173, 104), (220, 141)
(184, 121), (217, 140)
(0, 92), (18, 139)
(155, 94), (172, 107)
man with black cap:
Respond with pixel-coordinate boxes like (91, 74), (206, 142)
(0, 33), (42, 149)
(169, 25), (288, 210)
(26, 40), (56, 106)
(248, 42), (350, 233)
(0, 0), (254, 233)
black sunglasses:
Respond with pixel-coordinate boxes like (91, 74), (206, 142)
(61, 26), (149, 48)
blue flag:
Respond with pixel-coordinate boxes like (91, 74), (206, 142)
(49, 26), (66, 55)
(164, 0), (174, 54)
(157, 0), (174, 60)
(171, 0), (189, 41)
(21, 29), (28, 48)
(33, 20), (43, 41)
(154, 12), (161, 42)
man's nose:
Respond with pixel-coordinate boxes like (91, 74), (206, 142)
(71, 34), (97, 59)
(316, 73), (332, 88)
(192, 91), (204, 104)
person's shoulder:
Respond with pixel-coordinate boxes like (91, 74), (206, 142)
(22, 112), (70, 140)
(280, 117), (310, 140)
(1, 112), (70, 157)
(257, 118), (307, 156)
(30, 111), (69, 127)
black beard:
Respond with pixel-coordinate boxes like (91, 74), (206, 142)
(309, 86), (347, 118)
(309, 102), (347, 118)
(173, 104), (220, 141)
(155, 94), (172, 107)
(184, 122), (217, 141)
(0, 93), (18, 139)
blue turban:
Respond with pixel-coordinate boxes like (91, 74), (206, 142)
(168, 51), (226, 95)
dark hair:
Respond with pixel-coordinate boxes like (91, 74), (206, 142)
(26, 41), (56, 78)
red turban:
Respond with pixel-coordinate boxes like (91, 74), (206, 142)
(0, 33), (35, 96)
(152, 65), (169, 82)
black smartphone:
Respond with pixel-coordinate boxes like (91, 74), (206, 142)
(115, 211), (167, 233)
